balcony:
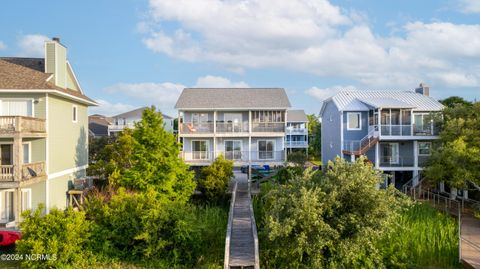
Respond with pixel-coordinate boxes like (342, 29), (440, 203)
(251, 122), (285, 133)
(373, 124), (440, 137)
(180, 150), (285, 164)
(179, 123), (214, 134)
(0, 116), (46, 137)
(108, 123), (135, 133)
(0, 161), (47, 186)
(285, 141), (308, 147)
(216, 122), (249, 133)
(286, 127), (307, 135)
(379, 156), (414, 167)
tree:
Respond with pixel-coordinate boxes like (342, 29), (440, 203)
(89, 107), (195, 203)
(258, 157), (406, 268)
(424, 101), (480, 188)
(440, 96), (472, 108)
(307, 114), (321, 160)
(198, 155), (234, 203)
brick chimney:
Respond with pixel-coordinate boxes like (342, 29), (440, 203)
(415, 83), (430, 96)
(45, 37), (67, 88)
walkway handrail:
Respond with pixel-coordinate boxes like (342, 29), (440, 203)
(224, 182), (237, 269)
(249, 193), (260, 269)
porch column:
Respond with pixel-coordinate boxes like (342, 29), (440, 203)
(378, 109), (382, 136)
(177, 111), (181, 144)
(13, 133), (23, 225)
(248, 136), (252, 181)
(412, 170), (419, 186)
(375, 142), (380, 169)
(284, 110), (288, 162)
(213, 111), (217, 159)
(14, 188), (22, 225)
(413, 141), (419, 168)
(440, 181), (445, 192)
(350, 154), (355, 162)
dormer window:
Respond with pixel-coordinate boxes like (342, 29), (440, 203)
(347, 112), (361, 130)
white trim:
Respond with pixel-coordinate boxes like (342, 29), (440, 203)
(21, 188), (32, 211)
(346, 112), (362, 130)
(257, 139), (275, 160)
(48, 164), (88, 180)
(0, 90), (97, 106)
(66, 61), (84, 94)
(340, 112), (343, 152)
(72, 105), (78, 123)
(23, 142), (32, 164)
(45, 93), (49, 212)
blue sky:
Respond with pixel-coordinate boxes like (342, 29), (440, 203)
(1, 0), (479, 116)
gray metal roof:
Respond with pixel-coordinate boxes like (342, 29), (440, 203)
(287, 110), (308, 122)
(113, 107), (173, 119)
(175, 88), (291, 110)
(357, 97), (416, 109)
(320, 90), (443, 114)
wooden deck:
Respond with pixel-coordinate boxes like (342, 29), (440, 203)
(225, 171), (260, 269)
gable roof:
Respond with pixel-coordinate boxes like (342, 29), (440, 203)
(320, 90), (443, 115)
(287, 110), (308, 122)
(112, 107), (173, 120)
(0, 58), (97, 105)
(175, 88), (291, 110)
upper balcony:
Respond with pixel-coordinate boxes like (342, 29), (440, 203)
(376, 124), (440, 137)
(0, 116), (47, 137)
(179, 121), (285, 136)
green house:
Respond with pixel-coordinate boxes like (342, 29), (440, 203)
(0, 37), (97, 227)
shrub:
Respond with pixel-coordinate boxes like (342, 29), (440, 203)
(198, 156), (234, 203)
(276, 166), (304, 184)
(287, 151), (307, 166)
(16, 204), (95, 269)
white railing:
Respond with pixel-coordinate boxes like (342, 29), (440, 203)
(0, 162), (46, 182)
(216, 122), (249, 133)
(179, 123), (215, 134)
(343, 128), (379, 154)
(181, 151), (285, 163)
(286, 141), (308, 147)
(379, 156), (415, 167)
(251, 122), (285, 133)
(0, 165), (14, 181)
(286, 128), (307, 134)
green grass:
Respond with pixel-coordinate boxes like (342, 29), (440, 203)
(378, 203), (460, 269)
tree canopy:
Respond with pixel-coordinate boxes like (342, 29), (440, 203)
(307, 114), (321, 160)
(424, 100), (480, 188)
(89, 106), (195, 203)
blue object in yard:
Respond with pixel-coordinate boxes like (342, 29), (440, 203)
(263, 165), (270, 171)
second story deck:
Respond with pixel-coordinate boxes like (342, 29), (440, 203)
(0, 116), (47, 137)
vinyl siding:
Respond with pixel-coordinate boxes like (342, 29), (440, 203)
(321, 100), (341, 166)
(0, 93), (46, 119)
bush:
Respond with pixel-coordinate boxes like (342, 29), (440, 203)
(287, 151), (307, 166)
(198, 156), (234, 203)
(84, 188), (227, 267)
(16, 204), (95, 269)
(276, 166), (304, 184)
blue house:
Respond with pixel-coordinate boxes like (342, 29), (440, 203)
(320, 84), (444, 189)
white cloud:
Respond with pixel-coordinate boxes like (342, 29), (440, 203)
(306, 85), (357, 102)
(89, 100), (136, 116)
(141, 0), (480, 90)
(459, 0), (480, 13)
(0, 41), (6, 50)
(101, 75), (249, 115)
(104, 82), (186, 112)
(194, 75), (249, 88)
(17, 34), (49, 57)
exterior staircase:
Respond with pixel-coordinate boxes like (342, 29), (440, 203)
(343, 128), (379, 156)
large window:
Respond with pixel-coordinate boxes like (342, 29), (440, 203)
(418, 142), (432, 156)
(225, 140), (242, 160)
(192, 140), (209, 160)
(192, 113), (208, 123)
(258, 140), (274, 160)
(1, 100), (33, 117)
(347, 112), (361, 130)
(382, 143), (399, 164)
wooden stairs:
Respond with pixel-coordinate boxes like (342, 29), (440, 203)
(342, 130), (379, 156)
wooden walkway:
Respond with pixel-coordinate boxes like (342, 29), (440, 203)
(461, 214), (480, 269)
(224, 171), (259, 269)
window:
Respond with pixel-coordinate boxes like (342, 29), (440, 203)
(23, 143), (30, 164)
(225, 140), (242, 160)
(1, 100), (33, 117)
(192, 113), (208, 123)
(418, 142), (432, 156)
(72, 105), (78, 123)
(382, 143), (399, 164)
(347, 112), (361, 130)
(258, 140), (274, 160)
(192, 140), (209, 160)
(21, 189), (31, 212)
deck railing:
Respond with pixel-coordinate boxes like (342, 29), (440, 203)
(0, 161), (46, 182)
(0, 116), (46, 134)
(252, 122), (285, 132)
(181, 151), (286, 163)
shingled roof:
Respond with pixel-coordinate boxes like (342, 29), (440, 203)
(287, 110), (308, 122)
(113, 107), (173, 119)
(175, 88), (291, 110)
(0, 57), (96, 105)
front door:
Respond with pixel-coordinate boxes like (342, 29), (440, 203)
(0, 144), (12, 165)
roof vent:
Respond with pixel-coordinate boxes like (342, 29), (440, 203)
(415, 83), (430, 96)
(52, 37), (60, 42)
